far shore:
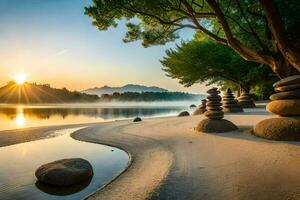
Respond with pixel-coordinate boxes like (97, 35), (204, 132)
(0, 108), (299, 199)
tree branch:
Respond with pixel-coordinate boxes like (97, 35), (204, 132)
(259, 0), (300, 72)
(205, 0), (274, 66)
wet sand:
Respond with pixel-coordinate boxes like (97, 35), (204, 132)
(0, 110), (300, 199)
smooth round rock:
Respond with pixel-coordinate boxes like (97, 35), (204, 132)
(206, 102), (222, 107)
(204, 110), (224, 119)
(270, 89), (300, 100)
(190, 104), (196, 108)
(273, 75), (300, 88)
(178, 111), (190, 117)
(195, 119), (238, 133)
(253, 117), (300, 141)
(266, 99), (300, 116)
(275, 83), (300, 92)
(207, 88), (220, 94)
(207, 96), (221, 101)
(206, 106), (222, 111)
(35, 158), (93, 186)
(133, 117), (142, 122)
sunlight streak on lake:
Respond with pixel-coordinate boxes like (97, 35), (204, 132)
(0, 102), (196, 131)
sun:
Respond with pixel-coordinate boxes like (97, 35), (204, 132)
(15, 74), (26, 85)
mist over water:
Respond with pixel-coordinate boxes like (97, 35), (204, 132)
(0, 100), (202, 131)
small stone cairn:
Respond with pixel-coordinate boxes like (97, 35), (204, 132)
(192, 99), (207, 115)
(195, 88), (238, 133)
(237, 91), (255, 108)
(204, 88), (224, 119)
(222, 88), (243, 113)
(254, 75), (300, 141)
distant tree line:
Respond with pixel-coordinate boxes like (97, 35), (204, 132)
(0, 82), (99, 104)
(100, 92), (202, 102)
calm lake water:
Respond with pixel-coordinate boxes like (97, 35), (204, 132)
(0, 102), (197, 131)
(0, 127), (129, 200)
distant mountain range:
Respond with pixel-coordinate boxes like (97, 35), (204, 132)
(0, 82), (202, 104)
(82, 84), (168, 96)
(0, 81), (99, 104)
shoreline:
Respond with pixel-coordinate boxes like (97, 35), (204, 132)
(0, 110), (299, 199)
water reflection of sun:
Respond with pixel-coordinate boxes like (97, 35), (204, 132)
(16, 107), (25, 127)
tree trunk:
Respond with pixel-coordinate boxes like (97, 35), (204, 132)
(259, 0), (300, 73)
(271, 57), (298, 78)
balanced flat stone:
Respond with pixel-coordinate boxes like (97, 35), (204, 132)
(195, 119), (238, 133)
(266, 99), (300, 116)
(204, 110), (224, 119)
(178, 111), (190, 117)
(275, 83), (300, 92)
(270, 89), (300, 100)
(254, 117), (300, 141)
(273, 75), (300, 88)
(35, 158), (93, 186)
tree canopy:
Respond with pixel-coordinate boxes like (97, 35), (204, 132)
(85, 0), (300, 78)
(161, 36), (277, 98)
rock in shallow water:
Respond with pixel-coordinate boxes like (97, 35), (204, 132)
(35, 158), (93, 186)
(266, 99), (300, 116)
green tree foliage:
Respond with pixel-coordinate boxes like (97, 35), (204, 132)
(100, 92), (202, 102)
(85, 0), (300, 78)
(161, 37), (278, 98)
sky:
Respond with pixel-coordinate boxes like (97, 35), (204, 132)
(0, 0), (210, 94)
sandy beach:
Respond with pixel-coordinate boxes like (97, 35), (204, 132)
(0, 109), (299, 200)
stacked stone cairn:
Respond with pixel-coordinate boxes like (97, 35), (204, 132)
(237, 91), (255, 108)
(254, 75), (300, 141)
(222, 88), (243, 113)
(195, 87), (238, 133)
(192, 99), (207, 115)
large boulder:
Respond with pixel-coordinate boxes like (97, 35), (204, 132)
(195, 119), (238, 133)
(266, 99), (300, 116)
(253, 117), (300, 141)
(35, 158), (93, 186)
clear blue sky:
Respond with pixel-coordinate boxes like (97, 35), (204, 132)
(0, 0), (209, 93)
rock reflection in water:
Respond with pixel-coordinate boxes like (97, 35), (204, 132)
(35, 177), (92, 196)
